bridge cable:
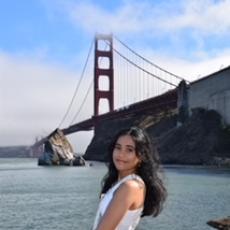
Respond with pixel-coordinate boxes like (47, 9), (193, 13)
(57, 39), (94, 128)
(69, 80), (93, 125)
(111, 44), (177, 87)
(114, 35), (190, 83)
(69, 42), (109, 124)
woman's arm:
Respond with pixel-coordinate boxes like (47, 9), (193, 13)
(95, 180), (144, 230)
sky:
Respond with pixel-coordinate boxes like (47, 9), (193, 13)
(0, 0), (230, 152)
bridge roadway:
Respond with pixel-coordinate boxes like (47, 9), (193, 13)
(62, 88), (177, 135)
(32, 89), (177, 148)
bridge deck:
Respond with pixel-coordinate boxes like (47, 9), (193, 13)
(63, 89), (177, 135)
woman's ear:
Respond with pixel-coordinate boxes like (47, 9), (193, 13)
(137, 159), (142, 168)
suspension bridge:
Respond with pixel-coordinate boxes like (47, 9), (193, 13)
(32, 34), (189, 152)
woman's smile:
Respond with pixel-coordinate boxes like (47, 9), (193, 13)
(114, 159), (127, 165)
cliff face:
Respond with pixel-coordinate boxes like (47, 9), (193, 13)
(84, 108), (230, 166)
(84, 110), (177, 161)
(157, 108), (230, 164)
(38, 129), (85, 166)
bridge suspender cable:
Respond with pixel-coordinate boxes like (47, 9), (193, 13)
(57, 39), (94, 128)
(69, 80), (93, 125)
(114, 35), (190, 83)
(111, 45), (178, 87)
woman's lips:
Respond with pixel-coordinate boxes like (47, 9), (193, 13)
(115, 159), (126, 164)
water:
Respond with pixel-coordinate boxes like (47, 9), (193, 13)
(0, 158), (229, 230)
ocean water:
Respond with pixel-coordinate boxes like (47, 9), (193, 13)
(0, 158), (229, 230)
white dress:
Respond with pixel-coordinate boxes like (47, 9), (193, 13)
(92, 174), (144, 230)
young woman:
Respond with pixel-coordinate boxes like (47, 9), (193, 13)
(92, 126), (167, 230)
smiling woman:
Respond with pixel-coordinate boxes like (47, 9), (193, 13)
(92, 126), (167, 230)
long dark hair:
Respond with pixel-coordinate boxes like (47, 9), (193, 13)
(101, 126), (167, 217)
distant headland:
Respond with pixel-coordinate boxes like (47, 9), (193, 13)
(0, 146), (31, 158)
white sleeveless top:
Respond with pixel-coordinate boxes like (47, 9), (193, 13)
(92, 174), (144, 230)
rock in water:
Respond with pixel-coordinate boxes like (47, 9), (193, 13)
(207, 216), (230, 230)
(38, 128), (85, 166)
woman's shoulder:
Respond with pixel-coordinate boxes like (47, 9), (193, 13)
(116, 175), (145, 210)
(121, 174), (145, 191)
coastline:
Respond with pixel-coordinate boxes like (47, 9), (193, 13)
(1, 155), (230, 169)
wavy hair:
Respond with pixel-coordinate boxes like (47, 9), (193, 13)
(100, 126), (167, 217)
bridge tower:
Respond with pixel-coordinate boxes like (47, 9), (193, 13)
(94, 34), (114, 116)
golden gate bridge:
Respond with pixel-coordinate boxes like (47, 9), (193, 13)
(32, 34), (189, 152)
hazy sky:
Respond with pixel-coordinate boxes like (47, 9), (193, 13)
(0, 0), (230, 152)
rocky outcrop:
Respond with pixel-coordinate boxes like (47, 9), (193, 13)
(38, 129), (85, 166)
(157, 108), (230, 165)
(84, 109), (177, 161)
(84, 108), (230, 166)
(207, 216), (230, 229)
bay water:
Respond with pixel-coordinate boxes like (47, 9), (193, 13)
(0, 158), (229, 230)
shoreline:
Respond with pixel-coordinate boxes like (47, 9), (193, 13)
(0, 157), (229, 170)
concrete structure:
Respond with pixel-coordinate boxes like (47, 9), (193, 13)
(177, 80), (189, 125)
(188, 66), (230, 125)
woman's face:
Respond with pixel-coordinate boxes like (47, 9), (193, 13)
(113, 134), (141, 177)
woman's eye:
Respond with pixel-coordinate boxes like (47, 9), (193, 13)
(127, 148), (134, 153)
(114, 146), (121, 150)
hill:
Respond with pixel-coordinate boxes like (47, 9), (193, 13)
(0, 146), (31, 158)
(84, 108), (230, 166)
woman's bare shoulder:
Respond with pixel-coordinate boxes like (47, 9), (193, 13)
(121, 178), (145, 191)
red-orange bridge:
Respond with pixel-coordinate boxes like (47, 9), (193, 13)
(33, 34), (189, 149)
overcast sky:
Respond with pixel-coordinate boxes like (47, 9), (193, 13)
(0, 0), (230, 152)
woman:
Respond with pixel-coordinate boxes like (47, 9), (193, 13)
(92, 126), (167, 230)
